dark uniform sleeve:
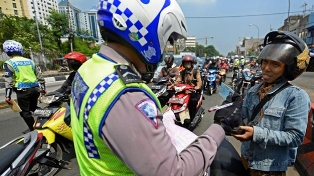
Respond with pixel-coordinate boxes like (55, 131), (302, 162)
(35, 65), (46, 91)
(101, 91), (225, 175)
(55, 71), (76, 93)
(3, 63), (14, 98)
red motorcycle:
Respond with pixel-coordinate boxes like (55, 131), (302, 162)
(168, 83), (205, 131)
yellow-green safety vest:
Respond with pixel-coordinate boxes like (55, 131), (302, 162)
(5, 56), (38, 88)
(70, 53), (161, 175)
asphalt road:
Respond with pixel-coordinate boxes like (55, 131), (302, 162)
(0, 71), (308, 175)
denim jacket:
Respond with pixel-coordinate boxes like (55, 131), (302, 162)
(241, 80), (310, 171)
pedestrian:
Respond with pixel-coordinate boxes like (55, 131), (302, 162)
(70, 0), (226, 175)
(3, 40), (46, 132)
(233, 31), (311, 176)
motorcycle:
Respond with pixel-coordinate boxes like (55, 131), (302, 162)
(236, 69), (262, 98)
(218, 68), (227, 84)
(0, 131), (68, 176)
(206, 68), (218, 95)
(168, 83), (205, 131)
(33, 91), (73, 175)
(147, 77), (173, 107)
(231, 68), (241, 90)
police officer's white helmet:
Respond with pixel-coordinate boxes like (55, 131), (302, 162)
(3, 40), (24, 56)
(97, 0), (187, 66)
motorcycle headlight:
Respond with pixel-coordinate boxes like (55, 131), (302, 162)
(40, 95), (58, 104)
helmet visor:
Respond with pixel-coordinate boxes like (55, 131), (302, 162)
(258, 43), (299, 65)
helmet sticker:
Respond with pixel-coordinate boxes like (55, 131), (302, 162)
(141, 46), (156, 60)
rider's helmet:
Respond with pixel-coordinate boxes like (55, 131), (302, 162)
(164, 55), (174, 68)
(240, 56), (244, 59)
(182, 55), (194, 72)
(97, 0), (187, 81)
(3, 40), (23, 56)
(257, 31), (310, 81)
(234, 55), (239, 58)
(64, 52), (87, 71)
(220, 57), (226, 63)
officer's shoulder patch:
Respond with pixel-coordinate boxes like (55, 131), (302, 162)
(72, 73), (89, 118)
(135, 98), (158, 129)
(114, 64), (142, 84)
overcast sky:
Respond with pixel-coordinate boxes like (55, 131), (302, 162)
(67, 0), (314, 55)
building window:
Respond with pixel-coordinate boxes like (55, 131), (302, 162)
(12, 3), (17, 8)
(14, 10), (18, 15)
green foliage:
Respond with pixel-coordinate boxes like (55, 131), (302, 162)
(227, 51), (236, 56)
(187, 44), (220, 57)
(73, 37), (100, 57)
(45, 10), (68, 49)
(0, 61), (4, 70)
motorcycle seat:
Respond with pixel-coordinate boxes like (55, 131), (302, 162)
(0, 142), (26, 174)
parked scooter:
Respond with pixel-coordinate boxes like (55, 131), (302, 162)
(168, 83), (205, 131)
(0, 131), (68, 176)
(33, 91), (72, 175)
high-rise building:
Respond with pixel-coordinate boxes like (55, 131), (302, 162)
(27, 0), (59, 25)
(86, 8), (102, 43)
(0, 0), (30, 18)
(58, 0), (82, 32)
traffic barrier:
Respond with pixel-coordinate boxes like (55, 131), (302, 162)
(295, 102), (314, 176)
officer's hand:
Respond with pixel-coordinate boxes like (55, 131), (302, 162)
(5, 98), (12, 105)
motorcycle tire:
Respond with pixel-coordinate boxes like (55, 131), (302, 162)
(222, 76), (226, 83)
(242, 88), (248, 98)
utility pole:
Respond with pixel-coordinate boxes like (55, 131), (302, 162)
(32, 0), (46, 69)
(67, 0), (73, 52)
(287, 0), (290, 31)
(301, 2), (308, 17)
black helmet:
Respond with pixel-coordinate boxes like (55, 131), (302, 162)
(257, 31), (310, 80)
(164, 55), (174, 65)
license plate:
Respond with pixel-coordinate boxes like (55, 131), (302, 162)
(34, 109), (52, 117)
(169, 97), (184, 104)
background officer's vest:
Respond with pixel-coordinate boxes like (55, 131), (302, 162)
(5, 56), (38, 88)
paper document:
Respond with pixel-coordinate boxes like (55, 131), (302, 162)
(219, 83), (234, 100)
(9, 99), (22, 112)
(163, 109), (198, 153)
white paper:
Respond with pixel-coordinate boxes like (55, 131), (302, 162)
(163, 109), (198, 153)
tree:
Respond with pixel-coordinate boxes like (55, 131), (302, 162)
(227, 51), (236, 56)
(46, 10), (68, 50)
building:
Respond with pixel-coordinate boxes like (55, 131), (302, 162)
(58, 0), (81, 32)
(185, 36), (196, 48)
(306, 12), (314, 48)
(0, 0), (30, 18)
(236, 37), (263, 56)
(27, 0), (58, 25)
(85, 8), (102, 43)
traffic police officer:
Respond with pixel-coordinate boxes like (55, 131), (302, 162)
(70, 0), (225, 175)
(3, 40), (46, 131)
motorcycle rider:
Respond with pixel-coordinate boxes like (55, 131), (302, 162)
(70, 1), (225, 175)
(240, 56), (245, 70)
(158, 55), (179, 83)
(174, 55), (202, 126)
(55, 52), (87, 93)
(2, 40), (46, 132)
(234, 31), (310, 175)
(218, 57), (228, 84)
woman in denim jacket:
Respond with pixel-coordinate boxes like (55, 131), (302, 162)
(233, 31), (311, 176)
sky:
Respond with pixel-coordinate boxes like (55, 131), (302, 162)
(68, 0), (314, 55)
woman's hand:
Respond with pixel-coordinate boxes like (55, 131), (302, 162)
(233, 126), (254, 142)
